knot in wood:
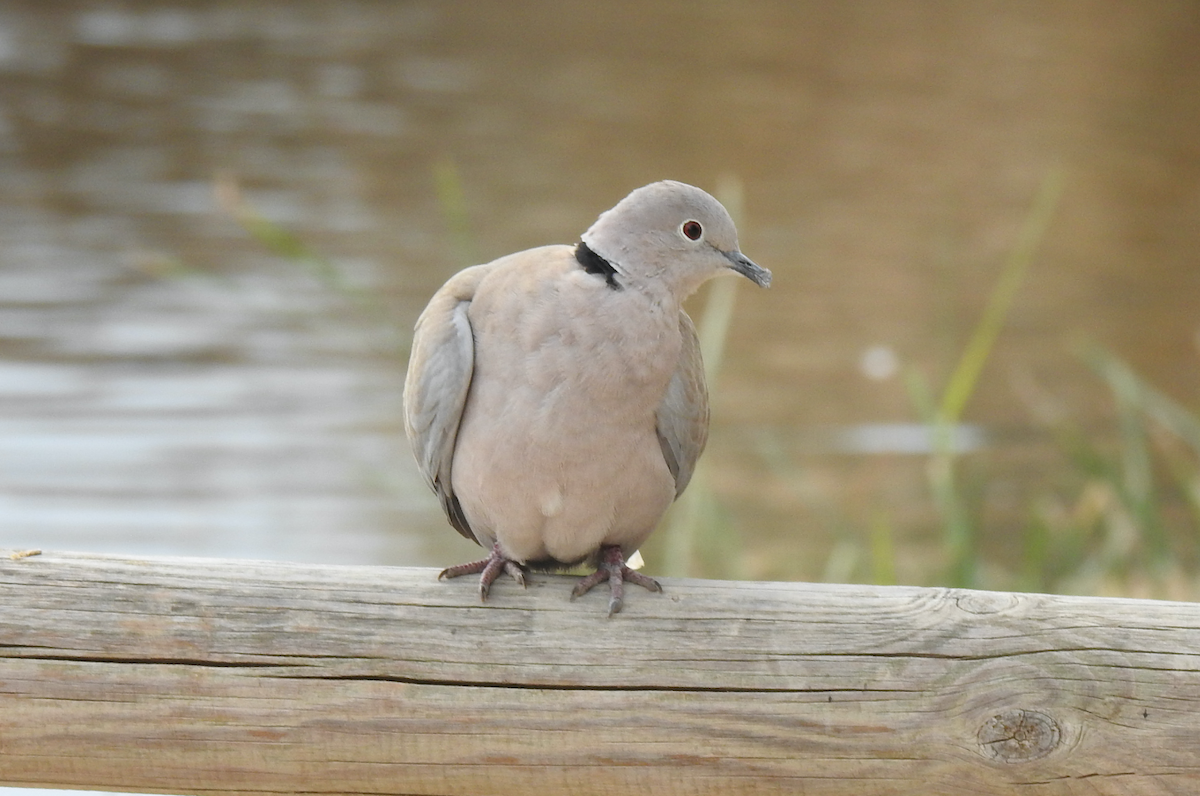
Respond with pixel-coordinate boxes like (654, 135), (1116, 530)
(977, 709), (1061, 763)
(955, 590), (1019, 614)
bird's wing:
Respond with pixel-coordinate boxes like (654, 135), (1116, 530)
(403, 263), (496, 543)
(655, 310), (711, 499)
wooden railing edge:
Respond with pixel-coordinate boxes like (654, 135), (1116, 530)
(2, 549), (1198, 795)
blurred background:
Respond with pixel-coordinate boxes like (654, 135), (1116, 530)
(3, 0), (1200, 614)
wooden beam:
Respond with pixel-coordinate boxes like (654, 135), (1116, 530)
(1, 550), (1198, 795)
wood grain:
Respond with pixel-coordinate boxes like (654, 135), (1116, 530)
(1, 550), (1198, 795)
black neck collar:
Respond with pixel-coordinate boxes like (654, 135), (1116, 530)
(574, 241), (622, 291)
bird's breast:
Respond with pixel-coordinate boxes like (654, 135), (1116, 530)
(449, 248), (685, 563)
(470, 255), (682, 423)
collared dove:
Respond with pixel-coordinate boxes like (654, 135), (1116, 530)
(404, 180), (770, 615)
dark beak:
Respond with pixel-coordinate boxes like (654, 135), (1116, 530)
(725, 251), (772, 288)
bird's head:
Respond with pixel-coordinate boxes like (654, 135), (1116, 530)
(581, 180), (771, 299)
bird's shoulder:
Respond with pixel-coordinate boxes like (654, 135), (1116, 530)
(480, 243), (581, 285)
(468, 243), (634, 310)
(424, 260), (499, 306)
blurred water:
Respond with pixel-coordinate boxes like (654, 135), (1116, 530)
(1, 0), (1198, 581)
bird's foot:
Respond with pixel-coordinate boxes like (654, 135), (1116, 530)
(438, 543), (527, 602)
(570, 545), (662, 617)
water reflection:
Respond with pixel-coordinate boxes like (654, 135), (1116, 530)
(784, 422), (987, 455)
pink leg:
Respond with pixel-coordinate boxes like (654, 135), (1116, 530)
(571, 546), (662, 616)
(438, 543), (527, 602)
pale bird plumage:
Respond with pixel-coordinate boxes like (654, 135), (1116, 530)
(403, 180), (770, 615)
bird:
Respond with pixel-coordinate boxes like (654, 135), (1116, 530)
(403, 180), (771, 615)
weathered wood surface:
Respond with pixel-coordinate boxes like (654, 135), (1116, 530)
(1, 550), (1198, 795)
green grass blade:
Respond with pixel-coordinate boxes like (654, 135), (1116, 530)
(869, 509), (897, 586)
(938, 168), (1065, 424)
(919, 167), (1065, 588)
(215, 171), (344, 289)
(433, 157), (478, 267)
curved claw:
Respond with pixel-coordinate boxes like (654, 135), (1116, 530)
(571, 546), (662, 616)
(438, 543), (527, 602)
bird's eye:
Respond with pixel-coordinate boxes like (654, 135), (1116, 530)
(682, 220), (703, 241)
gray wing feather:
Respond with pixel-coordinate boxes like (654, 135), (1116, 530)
(402, 264), (495, 543)
(655, 310), (710, 499)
